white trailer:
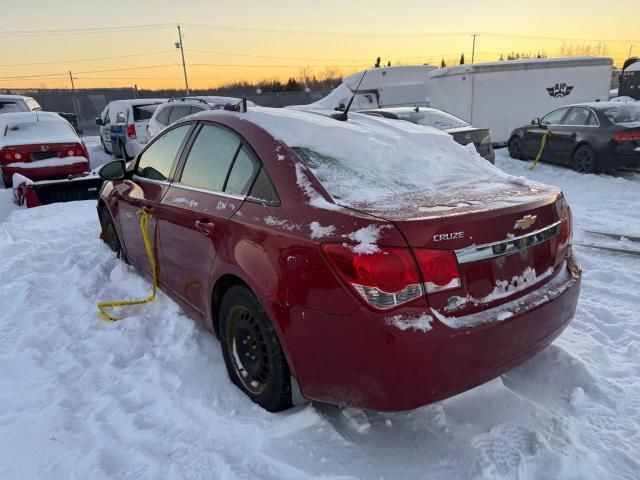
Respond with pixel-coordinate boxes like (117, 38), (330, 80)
(427, 57), (613, 144)
(296, 58), (613, 145)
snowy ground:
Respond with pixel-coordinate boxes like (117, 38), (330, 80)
(0, 148), (638, 479)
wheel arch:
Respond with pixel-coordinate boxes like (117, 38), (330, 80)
(210, 274), (251, 337)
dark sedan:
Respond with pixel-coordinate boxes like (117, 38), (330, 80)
(508, 102), (640, 173)
(360, 107), (495, 163)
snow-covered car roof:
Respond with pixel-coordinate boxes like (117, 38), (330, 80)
(0, 112), (79, 147)
(235, 107), (509, 205)
(183, 96), (256, 107)
(0, 94), (33, 101)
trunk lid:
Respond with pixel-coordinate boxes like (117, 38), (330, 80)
(344, 179), (568, 317)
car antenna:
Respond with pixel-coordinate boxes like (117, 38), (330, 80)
(331, 70), (368, 121)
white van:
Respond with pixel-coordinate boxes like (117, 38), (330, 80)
(96, 98), (166, 158)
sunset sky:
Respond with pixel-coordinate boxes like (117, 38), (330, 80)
(1, 0), (638, 90)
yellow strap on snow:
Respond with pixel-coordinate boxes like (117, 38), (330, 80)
(98, 209), (157, 322)
(530, 131), (551, 171)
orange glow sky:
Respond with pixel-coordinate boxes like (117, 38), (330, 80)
(1, 0), (638, 90)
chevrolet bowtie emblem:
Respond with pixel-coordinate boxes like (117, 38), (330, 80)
(514, 214), (537, 230)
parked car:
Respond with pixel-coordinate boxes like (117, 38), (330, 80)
(96, 99), (165, 159)
(0, 112), (89, 188)
(508, 101), (640, 172)
(0, 94), (42, 114)
(97, 108), (581, 412)
(147, 96), (255, 139)
(361, 106), (495, 162)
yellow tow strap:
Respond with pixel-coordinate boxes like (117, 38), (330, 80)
(98, 210), (158, 322)
(529, 131), (551, 171)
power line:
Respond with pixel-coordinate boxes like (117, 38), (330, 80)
(479, 32), (640, 43)
(0, 63), (179, 80)
(0, 50), (176, 67)
(0, 23), (173, 36)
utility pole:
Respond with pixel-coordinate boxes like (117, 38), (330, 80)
(471, 33), (478, 64)
(68, 70), (79, 120)
(629, 45), (634, 59)
(176, 24), (190, 95)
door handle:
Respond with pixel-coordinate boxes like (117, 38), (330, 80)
(194, 219), (215, 236)
(142, 205), (155, 215)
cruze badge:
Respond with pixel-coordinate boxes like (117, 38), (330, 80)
(514, 214), (537, 230)
(433, 231), (465, 242)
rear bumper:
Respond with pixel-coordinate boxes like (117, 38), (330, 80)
(604, 151), (640, 170)
(2, 160), (89, 185)
(279, 254), (581, 411)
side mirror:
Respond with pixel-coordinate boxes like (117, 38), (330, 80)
(531, 117), (541, 126)
(95, 117), (104, 126)
(99, 160), (126, 181)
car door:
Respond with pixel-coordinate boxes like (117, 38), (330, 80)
(157, 123), (261, 315)
(523, 107), (570, 159)
(101, 107), (112, 150)
(549, 107), (598, 164)
(117, 124), (193, 275)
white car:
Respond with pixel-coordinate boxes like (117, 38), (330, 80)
(0, 95), (42, 114)
(96, 99), (166, 159)
(147, 96), (254, 139)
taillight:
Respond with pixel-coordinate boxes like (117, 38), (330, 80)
(1, 148), (23, 163)
(413, 250), (461, 293)
(127, 124), (137, 139)
(322, 244), (423, 310)
(60, 143), (88, 158)
(613, 130), (640, 142)
(559, 206), (573, 246)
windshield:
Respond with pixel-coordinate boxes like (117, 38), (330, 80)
(600, 104), (640, 125)
(133, 104), (161, 121)
(396, 110), (470, 130)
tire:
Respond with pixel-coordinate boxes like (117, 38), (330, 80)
(100, 209), (128, 263)
(572, 144), (598, 173)
(508, 136), (525, 160)
(219, 285), (292, 412)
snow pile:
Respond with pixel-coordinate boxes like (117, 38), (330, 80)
(242, 107), (510, 206)
(0, 112), (79, 147)
(345, 224), (386, 254)
(0, 148), (638, 479)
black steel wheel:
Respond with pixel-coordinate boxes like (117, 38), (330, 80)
(508, 135), (525, 160)
(572, 144), (598, 173)
(220, 285), (292, 412)
(101, 210), (127, 262)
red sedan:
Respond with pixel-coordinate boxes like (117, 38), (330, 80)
(0, 112), (89, 188)
(97, 107), (581, 412)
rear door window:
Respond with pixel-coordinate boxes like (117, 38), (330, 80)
(562, 107), (591, 126)
(168, 105), (192, 124)
(225, 147), (259, 196)
(133, 104), (160, 122)
(135, 124), (191, 181)
(179, 124), (241, 192)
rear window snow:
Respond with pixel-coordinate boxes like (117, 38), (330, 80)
(600, 104), (640, 125)
(0, 112), (78, 147)
(243, 108), (505, 206)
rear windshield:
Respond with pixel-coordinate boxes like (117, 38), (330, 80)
(396, 110), (470, 130)
(133, 104), (161, 121)
(3, 120), (75, 144)
(600, 104), (640, 125)
(0, 102), (21, 113)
